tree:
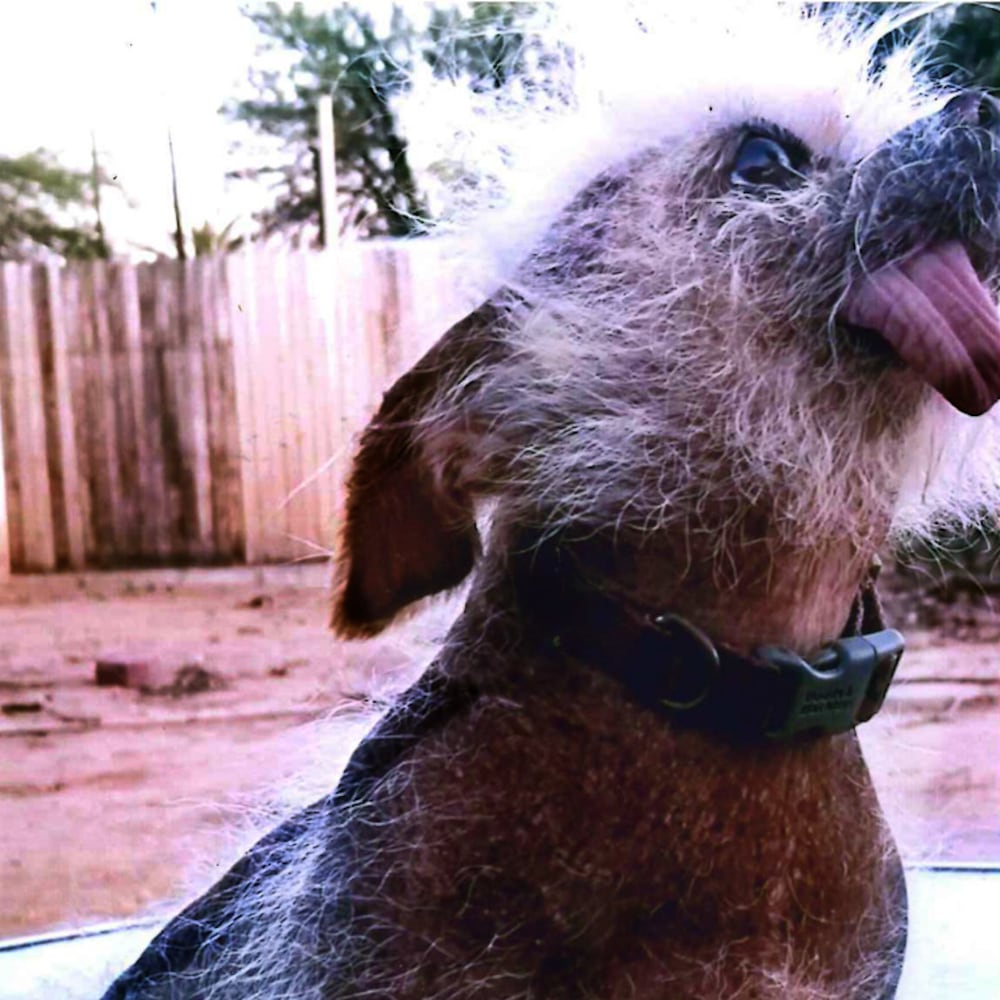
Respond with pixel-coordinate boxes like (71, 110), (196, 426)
(191, 219), (243, 257)
(225, 2), (553, 240)
(923, 4), (1000, 90)
(0, 149), (110, 261)
(423, 2), (565, 94)
(226, 3), (426, 239)
(838, 3), (1000, 92)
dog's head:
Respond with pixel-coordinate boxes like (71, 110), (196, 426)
(333, 6), (1000, 637)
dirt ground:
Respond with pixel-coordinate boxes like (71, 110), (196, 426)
(1, 565), (997, 940)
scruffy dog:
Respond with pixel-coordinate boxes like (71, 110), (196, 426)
(103, 7), (1000, 1000)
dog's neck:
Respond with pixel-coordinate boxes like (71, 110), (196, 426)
(628, 536), (877, 655)
(516, 513), (887, 658)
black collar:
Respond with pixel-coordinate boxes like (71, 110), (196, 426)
(519, 546), (904, 742)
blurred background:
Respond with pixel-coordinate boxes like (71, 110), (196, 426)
(0, 0), (996, 952)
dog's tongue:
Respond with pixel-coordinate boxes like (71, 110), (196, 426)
(841, 242), (1000, 415)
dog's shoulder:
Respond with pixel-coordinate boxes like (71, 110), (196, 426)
(100, 671), (482, 999)
(333, 669), (484, 810)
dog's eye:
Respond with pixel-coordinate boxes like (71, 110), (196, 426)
(731, 136), (805, 190)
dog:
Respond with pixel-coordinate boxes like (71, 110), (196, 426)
(102, 6), (1000, 998)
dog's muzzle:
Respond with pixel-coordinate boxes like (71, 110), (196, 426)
(838, 91), (1000, 416)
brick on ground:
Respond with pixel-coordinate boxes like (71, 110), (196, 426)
(94, 656), (164, 690)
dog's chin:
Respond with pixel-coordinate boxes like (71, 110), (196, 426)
(836, 321), (905, 366)
(835, 317), (999, 420)
(837, 243), (1000, 416)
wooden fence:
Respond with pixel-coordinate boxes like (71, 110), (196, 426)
(0, 243), (477, 576)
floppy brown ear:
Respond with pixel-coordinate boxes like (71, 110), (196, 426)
(332, 298), (510, 637)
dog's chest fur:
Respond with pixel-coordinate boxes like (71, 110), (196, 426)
(344, 632), (904, 1000)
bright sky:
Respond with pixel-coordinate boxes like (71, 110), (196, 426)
(0, 1), (309, 256)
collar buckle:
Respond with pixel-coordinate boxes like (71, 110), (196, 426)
(756, 629), (905, 739)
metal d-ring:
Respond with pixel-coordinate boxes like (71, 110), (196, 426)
(648, 613), (721, 710)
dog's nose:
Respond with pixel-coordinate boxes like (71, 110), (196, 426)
(942, 90), (1000, 130)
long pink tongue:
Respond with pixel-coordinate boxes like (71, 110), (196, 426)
(841, 242), (1000, 415)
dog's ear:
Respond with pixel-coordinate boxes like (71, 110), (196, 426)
(332, 299), (509, 637)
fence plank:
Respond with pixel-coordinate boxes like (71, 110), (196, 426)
(253, 248), (291, 561)
(281, 250), (323, 560)
(102, 261), (144, 562)
(86, 263), (128, 565)
(339, 248), (374, 424)
(273, 248), (301, 558)
(153, 258), (186, 560)
(246, 248), (277, 560)
(376, 246), (403, 380)
(200, 255), (244, 562)
(136, 260), (172, 561)
(150, 257), (210, 563)
(1, 263), (56, 570)
(115, 261), (151, 564)
(180, 258), (215, 562)
(50, 263), (87, 568)
(0, 264), (25, 572)
(61, 268), (97, 563)
(249, 246), (288, 562)
(35, 263), (86, 569)
(307, 249), (344, 558)
(16, 263), (57, 570)
(0, 376), (9, 582)
(227, 249), (262, 564)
